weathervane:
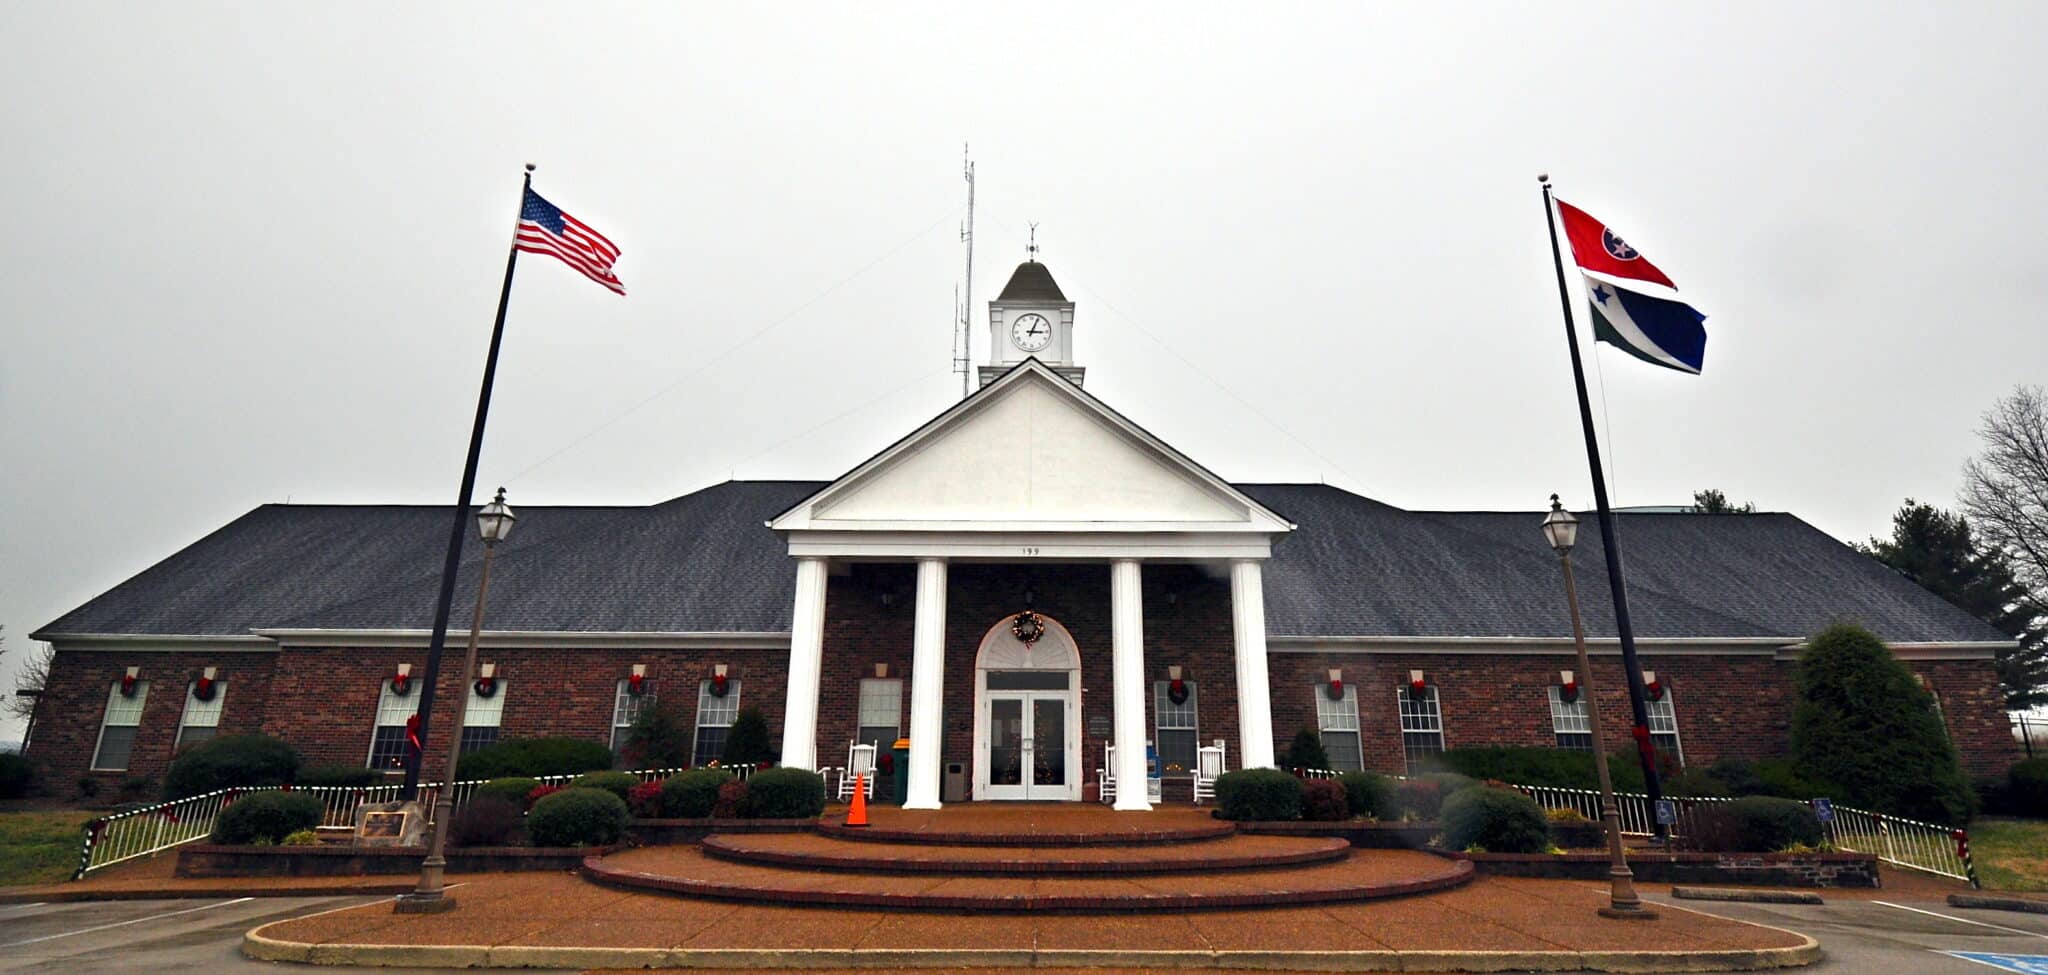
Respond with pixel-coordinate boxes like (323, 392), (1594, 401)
(1027, 223), (1039, 261)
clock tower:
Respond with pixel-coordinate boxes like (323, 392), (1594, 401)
(981, 258), (1083, 388)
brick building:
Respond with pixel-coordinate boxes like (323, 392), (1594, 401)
(27, 260), (2020, 804)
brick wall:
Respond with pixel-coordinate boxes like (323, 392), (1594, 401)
(29, 649), (278, 789)
(1913, 659), (2022, 778)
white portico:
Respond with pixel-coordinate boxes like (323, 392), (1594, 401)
(770, 266), (1292, 809)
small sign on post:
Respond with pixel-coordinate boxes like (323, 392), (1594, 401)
(1812, 798), (1834, 824)
(1653, 799), (1677, 827)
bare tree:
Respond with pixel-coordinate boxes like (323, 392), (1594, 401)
(6, 638), (53, 723)
(1961, 385), (2048, 607)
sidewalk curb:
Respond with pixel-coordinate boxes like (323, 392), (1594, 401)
(0, 883), (414, 904)
(1673, 887), (1825, 905)
(1947, 893), (2048, 915)
(242, 926), (1824, 971)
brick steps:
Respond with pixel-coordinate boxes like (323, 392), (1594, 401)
(813, 813), (1237, 847)
(702, 831), (1352, 875)
(584, 844), (1473, 913)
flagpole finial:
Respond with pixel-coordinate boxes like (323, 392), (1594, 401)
(1536, 173), (1550, 184)
(525, 163), (536, 173)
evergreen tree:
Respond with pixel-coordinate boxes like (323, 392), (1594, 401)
(622, 697), (693, 769)
(1282, 728), (1332, 771)
(720, 705), (775, 766)
(1863, 499), (2048, 708)
(1791, 623), (1974, 825)
(1692, 488), (1756, 514)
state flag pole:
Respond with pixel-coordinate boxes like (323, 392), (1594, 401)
(400, 163), (534, 801)
(1538, 174), (1669, 839)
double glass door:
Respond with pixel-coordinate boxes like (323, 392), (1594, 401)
(985, 690), (1071, 800)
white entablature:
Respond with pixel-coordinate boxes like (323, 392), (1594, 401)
(768, 359), (1294, 559)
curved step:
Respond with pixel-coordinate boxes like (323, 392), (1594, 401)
(585, 847), (1473, 913)
(703, 832), (1351, 875)
(815, 814), (1237, 847)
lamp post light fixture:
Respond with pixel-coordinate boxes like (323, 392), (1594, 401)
(396, 487), (516, 914)
(1543, 494), (1655, 921)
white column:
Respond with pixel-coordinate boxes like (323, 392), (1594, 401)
(904, 557), (948, 810)
(1110, 558), (1152, 810)
(1231, 559), (1277, 769)
(778, 557), (828, 770)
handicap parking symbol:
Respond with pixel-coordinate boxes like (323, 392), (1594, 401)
(1944, 952), (2048, 973)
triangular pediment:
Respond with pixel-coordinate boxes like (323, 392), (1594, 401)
(771, 360), (1293, 534)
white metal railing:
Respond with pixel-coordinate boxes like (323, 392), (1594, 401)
(1507, 782), (1977, 886)
(73, 763), (768, 879)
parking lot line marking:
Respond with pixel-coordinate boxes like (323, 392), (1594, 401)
(1875, 901), (2048, 941)
(0, 897), (255, 948)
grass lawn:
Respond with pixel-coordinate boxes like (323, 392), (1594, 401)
(0, 810), (93, 886)
(1972, 817), (2048, 892)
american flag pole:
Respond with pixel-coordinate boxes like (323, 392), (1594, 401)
(400, 164), (533, 802)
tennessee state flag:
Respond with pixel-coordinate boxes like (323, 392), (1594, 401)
(1555, 199), (1676, 289)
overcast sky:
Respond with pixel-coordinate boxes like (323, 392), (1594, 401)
(5, 3), (2045, 741)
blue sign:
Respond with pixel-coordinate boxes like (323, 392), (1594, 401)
(1812, 798), (1834, 823)
(1941, 952), (2048, 974)
(1654, 799), (1676, 826)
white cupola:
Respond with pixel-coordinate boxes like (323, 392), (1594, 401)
(981, 258), (1082, 389)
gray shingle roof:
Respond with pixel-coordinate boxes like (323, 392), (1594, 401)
(994, 261), (1068, 302)
(38, 480), (2005, 645)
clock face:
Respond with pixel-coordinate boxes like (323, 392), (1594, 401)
(1011, 313), (1052, 353)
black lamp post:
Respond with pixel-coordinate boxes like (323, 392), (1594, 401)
(1543, 495), (1654, 920)
(395, 488), (516, 914)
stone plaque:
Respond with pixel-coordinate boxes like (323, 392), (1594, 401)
(1087, 715), (1112, 738)
(352, 800), (427, 847)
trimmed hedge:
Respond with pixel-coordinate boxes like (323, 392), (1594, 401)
(1338, 771), (1396, 820)
(165, 734), (302, 801)
(455, 738), (613, 780)
(1684, 796), (1824, 853)
(1, 754), (34, 798)
(568, 771), (640, 802)
(2007, 758), (2048, 814)
(1302, 778), (1349, 821)
(1396, 772), (1476, 821)
(1793, 623), (1973, 825)
(295, 764), (382, 788)
(212, 792), (324, 844)
(659, 769), (735, 818)
(742, 768), (825, 819)
(474, 777), (544, 809)
(1215, 769), (1303, 821)
(1428, 746), (1675, 794)
(526, 787), (631, 847)
(1441, 785), (1550, 853)
(449, 796), (526, 847)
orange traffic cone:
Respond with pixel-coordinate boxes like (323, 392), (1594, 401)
(846, 773), (869, 827)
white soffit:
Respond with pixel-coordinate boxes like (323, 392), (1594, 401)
(773, 361), (1293, 534)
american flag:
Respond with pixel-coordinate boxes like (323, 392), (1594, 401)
(516, 187), (625, 295)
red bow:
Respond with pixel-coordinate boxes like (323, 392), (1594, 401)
(1631, 724), (1655, 761)
(405, 714), (423, 754)
(1559, 681), (1579, 703)
(627, 673), (646, 696)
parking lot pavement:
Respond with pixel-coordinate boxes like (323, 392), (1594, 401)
(0, 896), (550, 974)
(1657, 893), (2048, 973)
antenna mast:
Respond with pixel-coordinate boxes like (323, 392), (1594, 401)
(953, 145), (976, 398)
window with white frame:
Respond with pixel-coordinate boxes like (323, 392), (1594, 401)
(1314, 685), (1363, 772)
(1547, 686), (1592, 751)
(611, 679), (652, 754)
(92, 682), (150, 771)
(1153, 681), (1199, 772)
(367, 682), (421, 771)
(176, 681), (226, 750)
(1646, 693), (1683, 764)
(461, 681), (506, 754)
(1398, 687), (1445, 771)
(694, 679), (741, 766)
(856, 678), (902, 752)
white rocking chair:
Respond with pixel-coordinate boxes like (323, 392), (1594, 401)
(837, 742), (876, 802)
(1191, 742), (1226, 805)
(1097, 743), (1117, 805)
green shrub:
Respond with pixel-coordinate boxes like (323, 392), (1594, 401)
(1666, 767), (1733, 799)
(1281, 729), (1332, 772)
(1699, 757), (1836, 800)
(659, 769), (735, 818)
(1338, 771), (1395, 820)
(742, 768), (825, 819)
(474, 776), (545, 809)
(75, 775), (100, 799)
(164, 734), (302, 800)
(2008, 758), (2048, 815)
(0, 754), (31, 798)
(619, 697), (694, 770)
(296, 764), (382, 788)
(569, 771), (640, 802)
(1684, 796), (1824, 853)
(281, 829), (322, 846)
(1792, 623), (1974, 825)
(449, 796), (527, 847)
(526, 787), (631, 847)
(119, 777), (154, 801)
(720, 706), (776, 767)
(1432, 746), (1602, 790)
(1441, 785), (1550, 854)
(212, 792), (324, 845)
(1302, 778), (1349, 821)
(455, 737), (613, 780)
(1215, 769), (1304, 821)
